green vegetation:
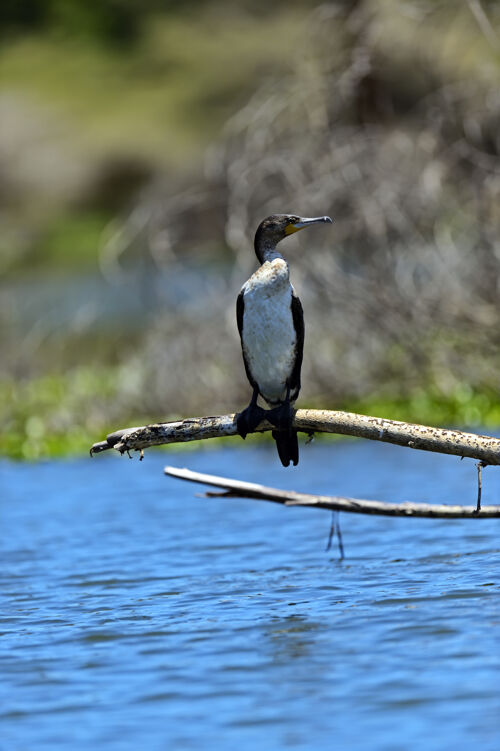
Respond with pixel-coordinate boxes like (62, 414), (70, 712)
(3, 368), (500, 460)
(31, 211), (109, 272)
(3, 1), (500, 460)
(1, 13), (305, 164)
(1, 368), (118, 459)
(1, 2), (313, 278)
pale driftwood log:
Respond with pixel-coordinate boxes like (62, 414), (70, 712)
(164, 466), (500, 519)
(90, 408), (500, 466)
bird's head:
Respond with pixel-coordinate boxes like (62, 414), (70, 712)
(254, 213), (332, 262)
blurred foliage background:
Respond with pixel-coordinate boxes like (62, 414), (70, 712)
(2, 0), (500, 458)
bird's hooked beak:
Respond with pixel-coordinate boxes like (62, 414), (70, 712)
(285, 215), (333, 235)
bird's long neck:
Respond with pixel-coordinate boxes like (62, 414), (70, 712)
(254, 230), (283, 265)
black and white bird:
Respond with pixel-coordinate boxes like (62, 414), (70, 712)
(236, 213), (332, 466)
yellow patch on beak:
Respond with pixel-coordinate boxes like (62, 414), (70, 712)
(284, 224), (301, 235)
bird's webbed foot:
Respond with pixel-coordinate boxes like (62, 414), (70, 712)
(266, 399), (293, 432)
(236, 388), (267, 439)
(266, 404), (291, 431)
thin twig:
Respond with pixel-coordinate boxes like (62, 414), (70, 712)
(325, 511), (336, 552)
(467, 0), (500, 51)
(476, 461), (487, 513)
(325, 511), (344, 559)
(336, 515), (345, 559)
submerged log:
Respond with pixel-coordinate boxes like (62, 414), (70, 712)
(90, 408), (500, 466)
(164, 466), (500, 519)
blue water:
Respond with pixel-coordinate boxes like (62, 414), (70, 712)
(1, 440), (499, 750)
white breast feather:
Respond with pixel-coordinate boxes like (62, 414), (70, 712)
(241, 259), (297, 405)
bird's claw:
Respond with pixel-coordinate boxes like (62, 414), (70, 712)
(236, 404), (267, 439)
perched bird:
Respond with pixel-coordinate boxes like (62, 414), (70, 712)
(236, 213), (332, 466)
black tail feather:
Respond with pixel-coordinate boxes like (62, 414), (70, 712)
(272, 429), (299, 467)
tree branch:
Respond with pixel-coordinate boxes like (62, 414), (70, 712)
(90, 409), (500, 466)
(164, 466), (500, 519)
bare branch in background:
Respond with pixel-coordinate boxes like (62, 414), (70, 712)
(100, 1), (500, 421)
(467, 0), (500, 51)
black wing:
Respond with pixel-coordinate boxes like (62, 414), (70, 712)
(236, 289), (258, 391)
(289, 291), (304, 401)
